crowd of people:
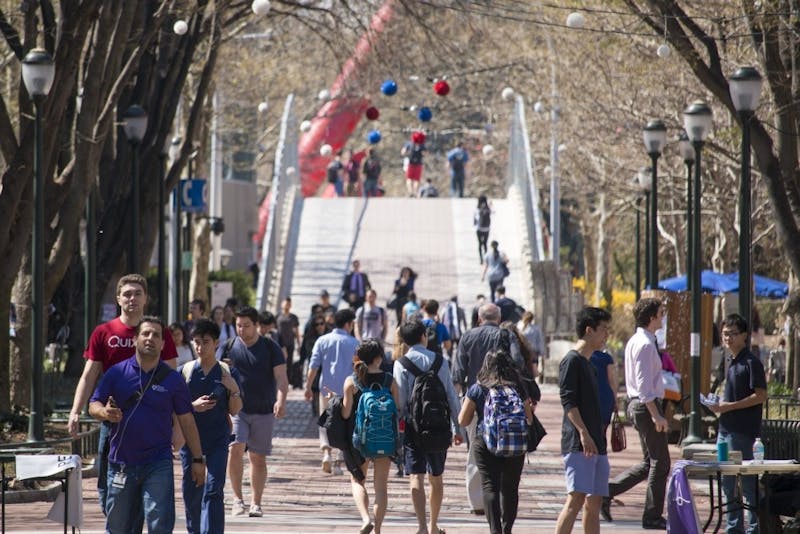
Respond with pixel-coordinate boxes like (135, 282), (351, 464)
(64, 263), (771, 534)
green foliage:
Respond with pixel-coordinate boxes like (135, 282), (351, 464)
(209, 269), (255, 308)
(767, 381), (793, 397)
(757, 299), (784, 335)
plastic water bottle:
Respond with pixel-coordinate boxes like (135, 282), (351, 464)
(753, 437), (765, 463)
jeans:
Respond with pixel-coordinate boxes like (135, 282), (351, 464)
(477, 231), (489, 262)
(450, 174), (464, 197)
(363, 178), (379, 197)
(465, 418), (483, 510)
(97, 420), (111, 513)
(718, 431), (758, 534)
(473, 437), (525, 534)
(608, 399), (670, 523)
(333, 178), (344, 197)
(181, 446), (228, 534)
(489, 279), (503, 303)
(106, 458), (175, 534)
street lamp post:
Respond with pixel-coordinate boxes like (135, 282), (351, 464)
(22, 48), (55, 442)
(158, 137), (171, 318)
(635, 195), (643, 301)
(169, 137), (182, 324)
(637, 167), (653, 290)
(642, 119), (667, 289)
(729, 66), (764, 342)
(683, 101), (713, 445)
(122, 105), (148, 274)
(678, 132), (695, 289)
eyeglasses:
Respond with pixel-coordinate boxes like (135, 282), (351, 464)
(722, 330), (743, 338)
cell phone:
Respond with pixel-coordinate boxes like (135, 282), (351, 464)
(108, 396), (117, 408)
(208, 391), (219, 401)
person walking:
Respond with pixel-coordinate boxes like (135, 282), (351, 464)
(709, 313), (767, 534)
(602, 298), (670, 530)
(555, 307), (612, 534)
(447, 142), (469, 197)
(179, 318), (243, 534)
(520, 311), (545, 377)
(482, 240), (509, 303)
(355, 289), (388, 344)
(276, 297), (301, 384)
(391, 267), (417, 325)
(223, 306), (288, 518)
(67, 273), (178, 516)
(327, 150), (346, 197)
(342, 259), (372, 311)
(401, 136), (426, 197)
(170, 322), (196, 366)
(341, 339), (401, 534)
(394, 320), (464, 534)
(590, 349), (616, 438)
(474, 196), (491, 263)
(458, 349), (533, 534)
(441, 296), (467, 353)
(88, 316), (204, 533)
(305, 308), (361, 475)
(362, 148), (382, 198)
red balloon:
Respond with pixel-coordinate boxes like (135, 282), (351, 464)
(365, 106), (380, 120)
(433, 80), (450, 96)
(411, 130), (426, 144)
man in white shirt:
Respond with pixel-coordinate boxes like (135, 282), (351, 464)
(355, 289), (387, 343)
(602, 298), (670, 530)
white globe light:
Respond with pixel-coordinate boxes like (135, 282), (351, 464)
(657, 43), (671, 58)
(286, 166), (296, 176)
(558, 143), (567, 153)
(501, 87), (515, 101)
(534, 101), (545, 114)
(566, 12), (585, 29)
(173, 20), (188, 35)
(318, 89), (330, 101)
(482, 144), (495, 157)
(258, 101), (268, 113)
(300, 120), (312, 132)
(252, 0), (271, 16)
(320, 144), (333, 156)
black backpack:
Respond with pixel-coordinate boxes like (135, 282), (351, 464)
(478, 206), (491, 227)
(398, 355), (452, 452)
(425, 320), (442, 356)
(326, 161), (340, 183)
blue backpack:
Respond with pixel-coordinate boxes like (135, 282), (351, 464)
(482, 385), (528, 457)
(352, 373), (399, 457)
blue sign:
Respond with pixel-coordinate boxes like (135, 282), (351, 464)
(180, 178), (208, 213)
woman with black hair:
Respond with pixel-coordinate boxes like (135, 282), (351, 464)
(481, 240), (509, 302)
(342, 339), (401, 534)
(391, 266), (417, 324)
(458, 350), (533, 534)
(474, 195), (491, 263)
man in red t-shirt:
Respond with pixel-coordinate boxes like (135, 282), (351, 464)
(67, 273), (177, 513)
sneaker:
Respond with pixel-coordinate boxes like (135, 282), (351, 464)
(321, 451), (332, 473)
(231, 499), (246, 516)
(249, 504), (263, 518)
(332, 461), (343, 476)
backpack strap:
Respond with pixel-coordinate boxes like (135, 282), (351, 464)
(382, 372), (393, 389)
(431, 354), (443, 374)
(352, 373), (367, 393)
(398, 356), (422, 377)
(180, 361), (196, 382)
(221, 337), (236, 361)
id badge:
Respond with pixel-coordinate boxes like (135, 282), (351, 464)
(111, 471), (127, 489)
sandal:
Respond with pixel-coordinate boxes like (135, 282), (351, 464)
(359, 523), (374, 534)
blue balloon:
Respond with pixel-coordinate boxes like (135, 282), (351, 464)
(367, 130), (382, 144)
(418, 106), (432, 122)
(381, 79), (398, 96)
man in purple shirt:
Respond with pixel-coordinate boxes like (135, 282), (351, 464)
(89, 316), (205, 534)
(602, 298), (670, 530)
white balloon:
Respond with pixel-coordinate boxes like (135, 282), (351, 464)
(173, 20), (188, 35)
(558, 143), (567, 153)
(657, 43), (671, 58)
(534, 101), (545, 114)
(566, 12), (585, 29)
(409, 105), (417, 112)
(501, 87), (515, 101)
(318, 89), (330, 101)
(252, 0), (271, 16)
(320, 144), (333, 156)
(286, 166), (296, 176)
(300, 120), (312, 132)
(482, 144), (495, 157)
(258, 101), (268, 113)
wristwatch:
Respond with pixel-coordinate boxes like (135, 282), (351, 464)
(192, 456), (205, 465)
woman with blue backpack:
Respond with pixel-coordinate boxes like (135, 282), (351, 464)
(458, 349), (534, 534)
(342, 339), (401, 534)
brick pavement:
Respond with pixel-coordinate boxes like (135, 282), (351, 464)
(3, 384), (709, 533)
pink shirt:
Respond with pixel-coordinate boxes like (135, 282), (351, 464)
(624, 327), (665, 403)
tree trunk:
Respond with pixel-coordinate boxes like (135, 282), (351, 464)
(10, 267), (31, 408)
(595, 192), (610, 307)
(190, 216), (212, 304)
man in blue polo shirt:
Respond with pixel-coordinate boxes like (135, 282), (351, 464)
(711, 313), (767, 534)
(180, 318), (243, 534)
(89, 316), (205, 534)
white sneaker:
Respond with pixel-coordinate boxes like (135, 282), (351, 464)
(231, 499), (246, 516)
(249, 504), (263, 517)
(332, 461), (343, 476)
(322, 451), (332, 473)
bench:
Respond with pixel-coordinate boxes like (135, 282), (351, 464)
(761, 419), (800, 460)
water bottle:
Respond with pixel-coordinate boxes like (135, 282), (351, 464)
(753, 437), (765, 463)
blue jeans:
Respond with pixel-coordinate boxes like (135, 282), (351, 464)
(363, 178), (379, 197)
(718, 431), (758, 534)
(333, 178), (344, 197)
(106, 458), (175, 534)
(181, 446), (228, 534)
(97, 421), (111, 513)
(450, 174), (464, 197)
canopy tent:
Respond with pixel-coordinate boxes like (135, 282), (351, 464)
(657, 270), (788, 298)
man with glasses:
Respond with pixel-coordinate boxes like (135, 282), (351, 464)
(602, 298), (670, 530)
(710, 314), (767, 534)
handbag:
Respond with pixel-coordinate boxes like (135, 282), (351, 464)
(526, 414), (547, 452)
(500, 261), (510, 278)
(386, 295), (398, 310)
(611, 410), (626, 452)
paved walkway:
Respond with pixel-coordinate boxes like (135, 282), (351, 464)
(3, 384), (712, 533)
